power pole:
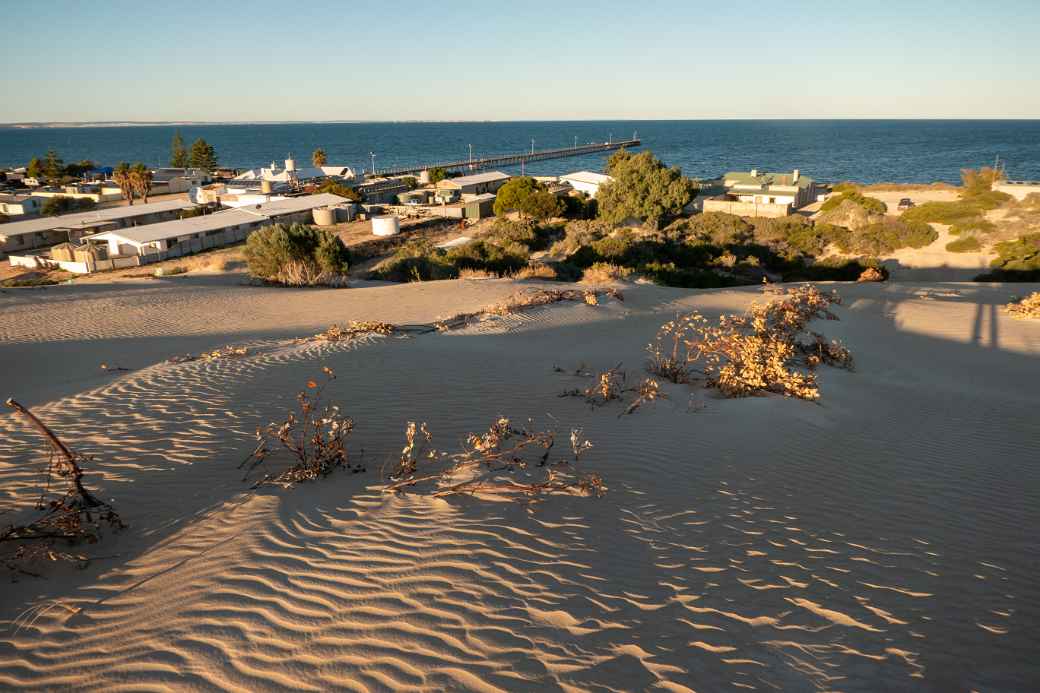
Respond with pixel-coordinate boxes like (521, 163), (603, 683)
(370, 152), (376, 176)
(531, 138), (535, 154)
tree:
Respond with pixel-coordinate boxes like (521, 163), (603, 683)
(170, 130), (189, 168)
(312, 148), (328, 167)
(26, 157), (43, 180)
(189, 138), (218, 173)
(113, 162), (134, 205)
(130, 163), (153, 203)
(521, 190), (565, 221)
(428, 167), (448, 184)
(314, 179), (362, 202)
(41, 196), (96, 216)
(597, 149), (697, 229)
(43, 149), (64, 184)
(493, 176), (540, 218)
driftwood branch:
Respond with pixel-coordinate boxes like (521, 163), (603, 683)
(5, 398), (102, 508)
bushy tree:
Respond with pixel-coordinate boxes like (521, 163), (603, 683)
(494, 176), (540, 217)
(597, 149), (697, 229)
(314, 178), (362, 201)
(189, 138), (218, 173)
(244, 223), (350, 286)
(41, 196), (96, 216)
(522, 190), (565, 221)
(428, 167), (448, 184)
(170, 131), (189, 168)
(820, 191), (887, 215)
(26, 157), (43, 180)
(43, 149), (64, 184)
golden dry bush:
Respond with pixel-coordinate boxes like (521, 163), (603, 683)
(581, 262), (632, 284)
(1004, 291), (1040, 319)
(301, 321), (397, 343)
(857, 266), (885, 282)
(513, 263), (559, 280)
(383, 418), (604, 501)
(647, 284), (853, 400)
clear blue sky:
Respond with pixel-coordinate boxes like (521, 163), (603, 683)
(2, 0), (1038, 122)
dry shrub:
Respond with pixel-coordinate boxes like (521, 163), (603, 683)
(581, 262), (632, 283)
(274, 259), (350, 287)
(857, 267), (885, 282)
(646, 284), (853, 400)
(165, 344), (249, 365)
(383, 418), (604, 501)
(2, 399), (124, 574)
(299, 321), (396, 343)
(458, 267), (498, 280)
(559, 365), (666, 416)
(1004, 291), (1040, 319)
(240, 369), (362, 486)
(513, 263), (559, 280)
(436, 287), (623, 330)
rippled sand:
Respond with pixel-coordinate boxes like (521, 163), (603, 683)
(0, 276), (1038, 691)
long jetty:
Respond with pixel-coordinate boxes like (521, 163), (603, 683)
(373, 138), (641, 177)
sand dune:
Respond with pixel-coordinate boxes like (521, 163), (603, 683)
(1, 277), (1038, 691)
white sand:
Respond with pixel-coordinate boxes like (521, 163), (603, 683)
(1, 277), (1039, 691)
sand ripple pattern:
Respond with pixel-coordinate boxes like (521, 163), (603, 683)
(1, 280), (1038, 691)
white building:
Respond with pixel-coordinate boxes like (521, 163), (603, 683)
(0, 194), (44, 217)
(234, 159), (356, 184)
(559, 171), (613, 198)
(0, 198), (199, 255)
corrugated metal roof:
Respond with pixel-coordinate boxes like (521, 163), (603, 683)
(439, 171), (510, 187)
(249, 193), (352, 217)
(85, 208), (263, 245)
(724, 171), (815, 189)
(0, 199), (197, 238)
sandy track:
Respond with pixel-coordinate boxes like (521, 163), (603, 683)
(0, 278), (1038, 691)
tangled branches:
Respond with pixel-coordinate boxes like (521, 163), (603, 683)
(1004, 291), (1040, 320)
(559, 364), (665, 416)
(240, 368), (361, 486)
(2, 399), (124, 574)
(436, 288), (624, 331)
(166, 344), (249, 364)
(383, 418), (605, 501)
(646, 284), (854, 400)
(297, 321), (398, 344)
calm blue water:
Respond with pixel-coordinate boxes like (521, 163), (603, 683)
(1, 120), (1038, 184)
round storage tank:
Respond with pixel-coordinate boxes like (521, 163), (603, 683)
(334, 205), (356, 223)
(372, 215), (400, 237)
(312, 207), (336, 226)
(260, 180), (273, 194)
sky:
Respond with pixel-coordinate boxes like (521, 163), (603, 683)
(2, 0), (1039, 122)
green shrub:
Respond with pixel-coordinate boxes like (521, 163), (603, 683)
(670, 212), (753, 246)
(372, 241), (457, 282)
(552, 219), (615, 255)
(989, 233), (1040, 272)
(41, 196), (96, 216)
(946, 236), (982, 253)
(244, 223), (350, 286)
(792, 256), (887, 282)
(832, 219), (937, 255)
(820, 191), (887, 215)
(950, 219), (996, 236)
(445, 239), (529, 276)
(641, 262), (737, 288)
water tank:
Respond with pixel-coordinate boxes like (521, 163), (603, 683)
(312, 207), (336, 226)
(285, 158), (296, 172)
(372, 215), (400, 237)
(260, 180), (273, 194)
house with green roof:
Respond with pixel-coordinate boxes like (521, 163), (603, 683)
(702, 168), (819, 218)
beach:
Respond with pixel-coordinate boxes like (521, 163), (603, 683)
(1, 276), (1038, 691)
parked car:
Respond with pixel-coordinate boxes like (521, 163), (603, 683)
(897, 197), (915, 211)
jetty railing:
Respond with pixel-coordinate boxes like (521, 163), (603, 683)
(372, 139), (641, 177)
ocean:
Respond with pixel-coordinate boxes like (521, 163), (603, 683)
(1, 120), (1039, 184)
